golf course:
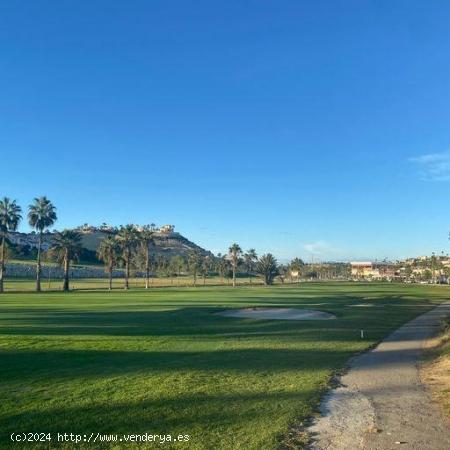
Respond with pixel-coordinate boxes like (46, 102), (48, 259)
(1, 282), (448, 449)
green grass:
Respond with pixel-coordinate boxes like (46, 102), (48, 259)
(0, 283), (449, 449)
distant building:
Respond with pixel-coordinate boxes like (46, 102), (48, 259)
(159, 225), (175, 233)
(350, 261), (397, 279)
(76, 224), (115, 233)
(351, 262), (379, 278)
(441, 258), (450, 267)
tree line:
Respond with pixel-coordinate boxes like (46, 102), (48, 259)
(98, 240), (285, 289)
(0, 196), (310, 292)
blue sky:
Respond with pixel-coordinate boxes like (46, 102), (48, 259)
(2, 1), (450, 262)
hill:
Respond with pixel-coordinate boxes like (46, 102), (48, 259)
(78, 229), (212, 258)
(8, 227), (212, 260)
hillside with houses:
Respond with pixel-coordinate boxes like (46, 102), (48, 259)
(8, 224), (212, 260)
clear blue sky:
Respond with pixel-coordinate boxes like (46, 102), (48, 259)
(2, 1), (450, 262)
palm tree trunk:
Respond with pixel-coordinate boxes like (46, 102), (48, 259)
(125, 256), (130, 290)
(193, 272), (196, 287)
(232, 267), (236, 287)
(108, 264), (113, 291)
(63, 254), (69, 292)
(36, 232), (42, 292)
(0, 236), (5, 293)
(145, 247), (149, 289)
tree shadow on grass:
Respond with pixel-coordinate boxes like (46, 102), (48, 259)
(0, 347), (353, 384)
(0, 389), (318, 449)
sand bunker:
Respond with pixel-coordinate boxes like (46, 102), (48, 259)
(218, 307), (336, 320)
(349, 303), (384, 308)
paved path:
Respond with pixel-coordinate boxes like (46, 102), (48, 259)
(308, 301), (450, 450)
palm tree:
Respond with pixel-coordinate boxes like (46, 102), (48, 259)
(188, 250), (201, 287)
(257, 253), (279, 285)
(200, 255), (211, 285)
(171, 255), (185, 276)
(167, 256), (178, 285)
(138, 225), (154, 289)
(0, 198), (22, 293)
(228, 243), (242, 287)
(243, 249), (258, 285)
(117, 225), (137, 290)
(216, 254), (229, 284)
(50, 230), (82, 292)
(169, 255), (185, 285)
(28, 197), (57, 292)
(97, 235), (119, 291)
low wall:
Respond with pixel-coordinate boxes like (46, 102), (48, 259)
(5, 263), (127, 279)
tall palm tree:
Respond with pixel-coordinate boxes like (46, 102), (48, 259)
(50, 230), (82, 292)
(257, 253), (279, 285)
(28, 197), (57, 292)
(117, 225), (137, 290)
(243, 249), (258, 285)
(138, 225), (154, 289)
(0, 198), (22, 293)
(228, 243), (242, 287)
(97, 235), (119, 291)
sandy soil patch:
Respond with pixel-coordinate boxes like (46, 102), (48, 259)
(218, 308), (336, 320)
(421, 320), (450, 420)
(422, 355), (450, 419)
